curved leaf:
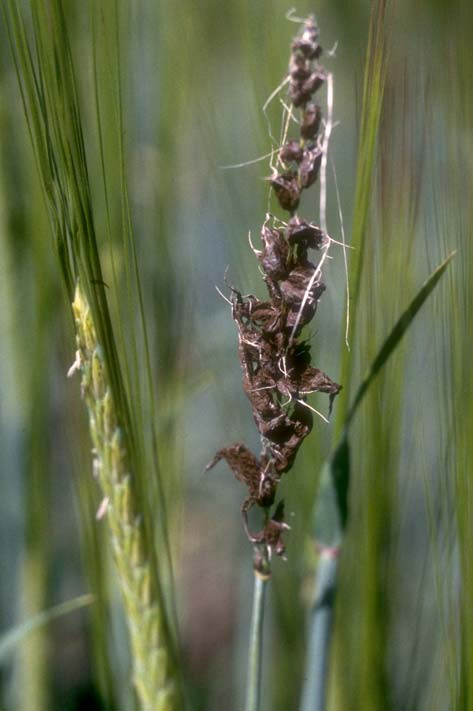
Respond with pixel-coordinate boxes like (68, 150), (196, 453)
(346, 251), (455, 427)
(0, 594), (94, 662)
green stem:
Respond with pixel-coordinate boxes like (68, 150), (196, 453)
(245, 574), (267, 711)
(300, 550), (339, 711)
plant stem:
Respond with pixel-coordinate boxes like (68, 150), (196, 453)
(300, 550), (339, 711)
(245, 573), (267, 711)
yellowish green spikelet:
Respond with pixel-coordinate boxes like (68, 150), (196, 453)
(70, 282), (175, 711)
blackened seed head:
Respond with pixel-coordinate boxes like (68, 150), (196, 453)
(287, 217), (324, 249)
(208, 443), (261, 492)
(290, 54), (311, 81)
(280, 265), (325, 306)
(299, 148), (323, 189)
(289, 81), (307, 108)
(270, 172), (301, 212)
(289, 339), (312, 360)
(296, 366), (342, 396)
(301, 103), (322, 140)
(256, 468), (277, 508)
(301, 71), (326, 98)
(261, 224), (282, 245)
(271, 437), (307, 475)
(245, 299), (282, 334)
(291, 400), (314, 432)
(261, 227), (289, 259)
(291, 37), (322, 60)
(260, 485), (276, 508)
(289, 74), (325, 107)
(280, 140), (304, 164)
(285, 304), (317, 336)
(258, 226), (290, 280)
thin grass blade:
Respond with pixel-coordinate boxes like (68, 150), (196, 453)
(0, 594), (94, 662)
(346, 251), (455, 427)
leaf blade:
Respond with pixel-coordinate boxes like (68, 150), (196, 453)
(0, 594), (94, 662)
(346, 251), (455, 426)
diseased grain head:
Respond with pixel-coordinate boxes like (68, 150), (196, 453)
(208, 15), (341, 575)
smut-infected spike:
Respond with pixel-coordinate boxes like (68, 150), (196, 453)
(208, 16), (340, 573)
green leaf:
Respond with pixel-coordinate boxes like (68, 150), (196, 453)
(0, 594), (94, 662)
(313, 437), (350, 546)
(334, 0), (389, 440)
(314, 252), (454, 545)
(346, 251), (455, 427)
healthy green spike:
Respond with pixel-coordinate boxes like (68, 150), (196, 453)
(71, 283), (176, 710)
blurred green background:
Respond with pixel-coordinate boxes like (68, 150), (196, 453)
(0, 0), (472, 709)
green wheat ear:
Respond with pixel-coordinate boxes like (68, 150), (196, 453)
(70, 282), (175, 711)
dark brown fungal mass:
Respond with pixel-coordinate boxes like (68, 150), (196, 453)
(258, 226), (290, 280)
(280, 140), (304, 165)
(207, 16), (340, 567)
(299, 146), (323, 188)
(287, 217), (324, 250)
(270, 172), (301, 213)
(301, 103), (322, 140)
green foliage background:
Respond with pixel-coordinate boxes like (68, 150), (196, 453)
(0, 0), (471, 709)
